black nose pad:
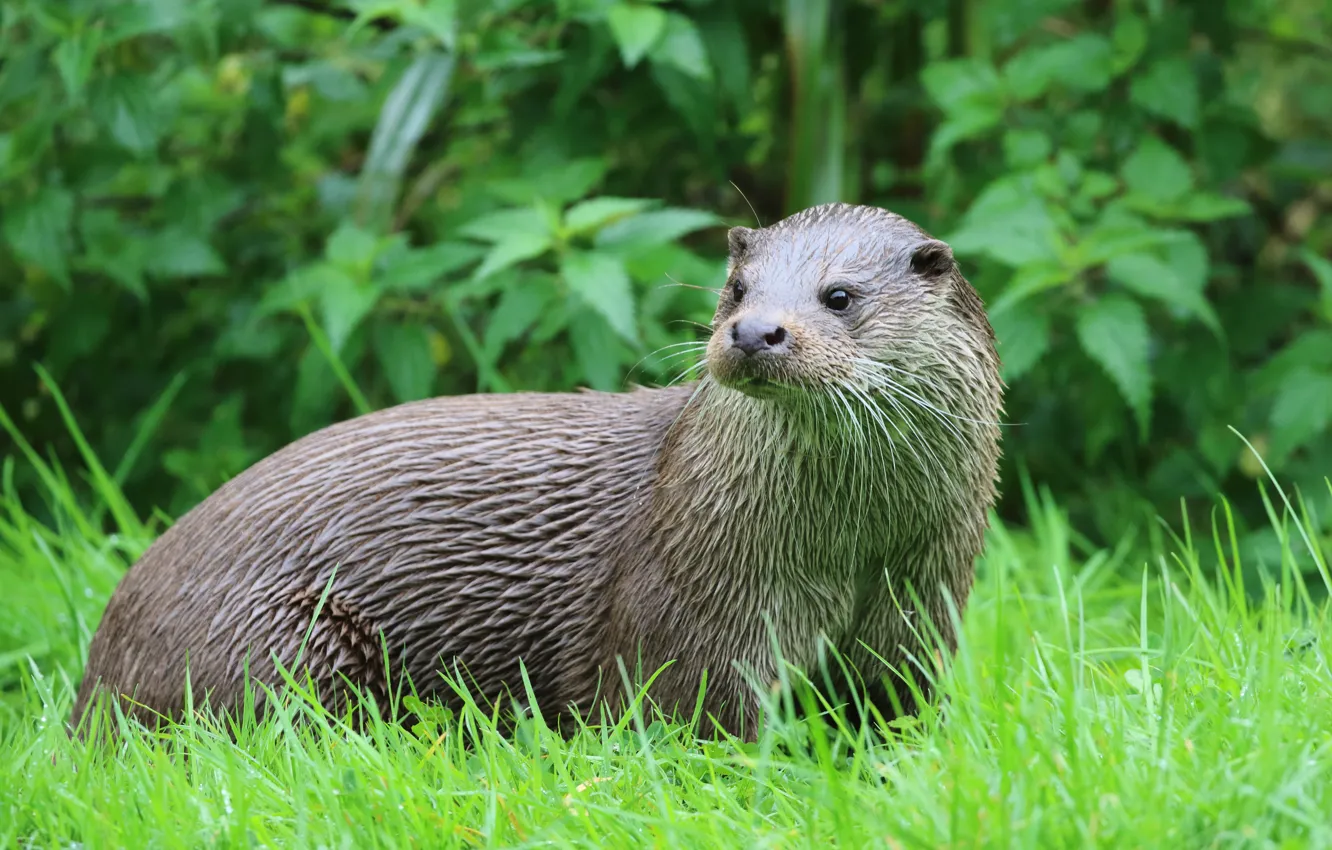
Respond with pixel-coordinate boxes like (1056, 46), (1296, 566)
(731, 316), (789, 356)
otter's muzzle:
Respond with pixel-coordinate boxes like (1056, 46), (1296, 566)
(730, 315), (791, 357)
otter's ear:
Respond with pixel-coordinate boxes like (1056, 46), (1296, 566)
(727, 226), (755, 259)
(909, 240), (956, 279)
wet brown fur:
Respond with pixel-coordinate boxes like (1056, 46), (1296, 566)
(71, 203), (1004, 738)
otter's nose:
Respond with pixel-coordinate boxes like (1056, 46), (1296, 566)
(731, 316), (789, 356)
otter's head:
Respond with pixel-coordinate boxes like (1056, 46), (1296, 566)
(706, 203), (999, 412)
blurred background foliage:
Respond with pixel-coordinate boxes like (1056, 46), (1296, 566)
(1, 0), (1330, 568)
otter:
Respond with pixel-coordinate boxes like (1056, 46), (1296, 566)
(70, 203), (1003, 738)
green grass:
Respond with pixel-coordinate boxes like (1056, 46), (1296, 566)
(3, 430), (1332, 847)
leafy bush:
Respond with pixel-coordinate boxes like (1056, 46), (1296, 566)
(2, 0), (1329, 560)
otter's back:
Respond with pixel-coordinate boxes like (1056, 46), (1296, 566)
(74, 387), (691, 723)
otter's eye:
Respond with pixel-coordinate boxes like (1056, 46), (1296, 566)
(823, 289), (852, 311)
(731, 279), (746, 301)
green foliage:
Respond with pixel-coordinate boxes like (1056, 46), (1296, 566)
(1, 0), (1330, 547)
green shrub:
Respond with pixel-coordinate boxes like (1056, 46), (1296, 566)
(1, 0), (1329, 561)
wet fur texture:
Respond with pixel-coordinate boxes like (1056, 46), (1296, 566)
(72, 203), (1004, 738)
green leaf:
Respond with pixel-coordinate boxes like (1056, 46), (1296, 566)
(291, 344), (340, 435)
(596, 208), (722, 250)
(326, 223), (381, 278)
(560, 250), (637, 343)
(487, 159), (608, 206)
(53, 26), (102, 100)
(947, 177), (1064, 267)
(564, 197), (655, 235)
(146, 230), (227, 279)
(1129, 57), (1199, 130)
(568, 307), (623, 392)
(1105, 253), (1220, 334)
(320, 272), (380, 353)
(921, 59), (1002, 114)
(1121, 136), (1193, 205)
(474, 233), (553, 280)
(1111, 14), (1148, 72)
(1076, 294), (1153, 435)
(460, 207), (551, 243)
(259, 264), (345, 316)
(1076, 215), (1176, 267)
(606, 3), (667, 68)
(3, 187), (74, 285)
(1172, 193), (1252, 221)
(1003, 34), (1114, 100)
(400, 0), (457, 50)
(377, 242), (484, 292)
(649, 12), (712, 80)
(1302, 248), (1332, 318)
(357, 51), (455, 232)
(988, 262), (1069, 316)
(1270, 369), (1332, 459)
(92, 75), (163, 156)
(484, 280), (555, 360)
(1002, 129), (1051, 168)
(373, 323), (435, 403)
(1160, 231), (1209, 291)
(990, 305), (1051, 381)
(76, 209), (148, 296)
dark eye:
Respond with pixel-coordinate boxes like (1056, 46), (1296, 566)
(731, 279), (746, 301)
(823, 289), (852, 311)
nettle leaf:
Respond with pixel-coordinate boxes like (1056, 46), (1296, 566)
(1129, 57), (1199, 130)
(568, 306), (623, 392)
(1003, 34), (1114, 100)
(1076, 294), (1153, 435)
(564, 197), (655, 235)
(401, 0), (457, 50)
(990, 305), (1051, 382)
(474, 233), (553, 280)
(1121, 136), (1194, 205)
(77, 209), (148, 296)
(1077, 209), (1177, 266)
(1258, 330), (1332, 391)
(1106, 252), (1220, 335)
(606, 3), (667, 68)
(921, 58), (1002, 114)
(53, 26), (102, 100)
(258, 264), (344, 316)
(560, 250), (637, 343)
(325, 223), (380, 279)
(146, 229), (227, 279)
(649, 12), (712, 80)
(320, 271), (379, 352)
(460, 207), (550, 243)
(373, 323), (435, 404)
(3, 187), (74, 285)
(1270, 368), (1332, 459)
(1303, 248), (1332, 319)
(596, 207), (721, 250)
(1002, 128), (1052, 169)
(1111, 14), (1148, 72)
(484, 279), (556, 361)
(921, 59), (1003, 157)
(1174, 193), (1252, 221)
(92, 75), (164, 156)
(1159, 230), (1209, 290)
(377, 242), (484, 292)
(488, 159), (608, 206)
(988, 262), (1069, 316)
(946, 177), (1064, 267)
